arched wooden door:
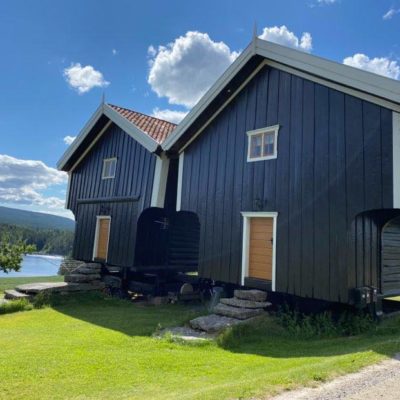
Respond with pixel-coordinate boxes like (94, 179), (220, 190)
(382, 216), (400, 296)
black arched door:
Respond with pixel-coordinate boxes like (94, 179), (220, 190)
(382, 216), (400, 296)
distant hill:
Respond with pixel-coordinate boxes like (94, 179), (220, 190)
(0, 206), (75, 231)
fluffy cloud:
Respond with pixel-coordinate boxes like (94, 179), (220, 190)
(383, 8), (400, 20)
(343, 54), (400, 80)
(317, 0), (338, 4)
(63, 63), (109, 94)
(0, 155), (67, 212)
(259, 26), (313, 52)
(152, 108), (187, 124)
(63, 136), (76, 145)
(147, 31), (239, 108)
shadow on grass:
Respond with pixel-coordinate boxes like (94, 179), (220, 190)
(50, 292), (205, 337)
(50, 292), (400, 360)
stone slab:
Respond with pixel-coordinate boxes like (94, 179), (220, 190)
(234, 289), (267, 302)
(15, 282), (70, 294)
(214, 303), (265, 320)
(75, 267), (101, 274)
(0, 298), (9, 306)
(64, 274), (101, 283)
(220, 297), (271, 309)
(157, 326), (216, 340)
(4, 289), (31, 300)
(189, 314), (243, 333)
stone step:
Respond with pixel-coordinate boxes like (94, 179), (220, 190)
(214, 303), (265, 320)
(0, 298), (9, 306)
(220, 297), (271, 309)
(4, 289), (31, 300)
(190, 314), (243, 333)
(234, 289), (267, 302)
(15, 282), (70, 294)
(64, 274), (101, 283)
(75, 266), (101, 274)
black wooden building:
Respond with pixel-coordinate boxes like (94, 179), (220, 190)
(59, 37), (400, 306)
(161, 37), (400, 305)
(58, 103), (199, 273)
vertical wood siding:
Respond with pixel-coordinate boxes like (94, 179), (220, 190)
(180, 65), (393, 303)
(68, 123), (156, 266)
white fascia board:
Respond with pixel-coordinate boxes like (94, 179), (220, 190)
(57, 103), (104, 170)
(162, 42), (256, 151)
(57, 103), (159, 172)
(255, 38), (400, 106)
(162, 37), (400, 153)
(393, 112), (400, 208)
(103, 104), (159, 153)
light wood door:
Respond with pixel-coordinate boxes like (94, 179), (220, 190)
(95, 218), (110, 261)
(248, 217), (273, 280)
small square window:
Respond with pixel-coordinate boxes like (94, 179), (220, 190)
(247, 125), (279, 162)
(102, 158), (117, 179)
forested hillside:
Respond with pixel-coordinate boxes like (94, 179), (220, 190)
(0, 223), (73, 256)
(0, 206), (74, 231)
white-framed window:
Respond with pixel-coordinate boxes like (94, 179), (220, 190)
(247, 125), (280, 162)
(102, 158), (117, 179)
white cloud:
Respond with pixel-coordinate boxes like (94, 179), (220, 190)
(259, 26), (313, 52)
(383, 8), (400, 20)
(63, 135), (76, 145)
(147, 31), (239, 108)
(317, 0), (338, 4)
(0, 154), (68, 213)
(152, 108), (188, 124)
(63, 63), (109, 94)
(112, 49), (118, 55)
(343, 53), (400, 80)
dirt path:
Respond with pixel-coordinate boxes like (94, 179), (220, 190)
(272, 354), (400, 400)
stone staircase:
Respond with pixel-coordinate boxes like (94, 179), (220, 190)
(189, 289), (271, 334)
(4, 262), (105, 300)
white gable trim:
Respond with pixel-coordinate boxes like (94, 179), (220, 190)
(151, 153), (170, 208)
(176, 152), (184, 211)
(162, 37), (400, 152)
(57, 103), (159, 171)
(393, 112), (400, 208)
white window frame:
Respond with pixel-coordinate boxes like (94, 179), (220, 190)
(246, 124), (280, 162)
(92, 215), (111, 262)
(102, 157), (117, 179)
(241, 211), (278, 291)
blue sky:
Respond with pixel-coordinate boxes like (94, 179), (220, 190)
(0, 0), (399, 218)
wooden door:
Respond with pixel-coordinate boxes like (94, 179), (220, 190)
(248, 217), (273, 280)
(95, 218), (110, 261)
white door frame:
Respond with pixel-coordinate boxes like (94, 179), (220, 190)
(241, 211), (278, 291)
(92, 215), (111, 262)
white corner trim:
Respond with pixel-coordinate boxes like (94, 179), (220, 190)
(151, 153), (170, 207)
(393, 112), (400, 208)
(247, 124), (280, 162)
(240, 211), (278, 291)
(65, 172), (71, 209)
(92, 215), (111, 262)
(176, 152), (184, 211)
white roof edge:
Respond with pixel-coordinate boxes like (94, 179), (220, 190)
(57, 103), (159, 171)
(162, 42), (256, 150)
(162, 37), (400, 151)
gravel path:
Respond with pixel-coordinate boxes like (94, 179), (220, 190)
(272, 354), (400, 400)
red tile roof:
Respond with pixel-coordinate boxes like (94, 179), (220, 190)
(108, 104), (177, 144)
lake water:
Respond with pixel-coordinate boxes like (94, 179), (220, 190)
(0, 254), (63, 277)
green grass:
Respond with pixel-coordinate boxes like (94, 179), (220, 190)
(1, 280), (400, 399)
(0, 275), (63, 296)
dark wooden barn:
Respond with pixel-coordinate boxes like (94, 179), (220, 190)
(161, 37), (400, 306)
(58, 103), (199, 275)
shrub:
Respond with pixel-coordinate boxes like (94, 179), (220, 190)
(0, 299), (33, 315)
(275, 304), (375, 338)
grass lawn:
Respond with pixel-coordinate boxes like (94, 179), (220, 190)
(1, 278), (400, 399)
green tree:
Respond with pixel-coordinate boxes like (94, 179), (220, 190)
(0, 233), (35, 273)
